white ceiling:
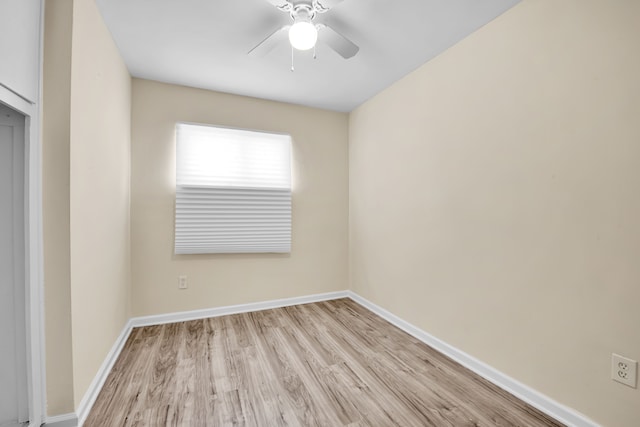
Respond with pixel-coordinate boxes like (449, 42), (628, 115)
(95, 0), (520, 112)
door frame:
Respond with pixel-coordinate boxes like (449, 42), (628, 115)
(0, 2), (46, 424)
(0, 102), (29, 424)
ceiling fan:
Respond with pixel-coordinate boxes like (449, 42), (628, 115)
(248, 0), (359, 61)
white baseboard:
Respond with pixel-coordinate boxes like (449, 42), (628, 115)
(346, 291), (599, 427)
(43, 412), (77, 427)
(130, 290), (350, 327)
(75, 319), (134, 426)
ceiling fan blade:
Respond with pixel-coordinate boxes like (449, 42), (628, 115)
(316, 0), (345, 12)
(262, 0), (291, 12)
(318, 24), (359, 59)
(248, 26), (290, 56)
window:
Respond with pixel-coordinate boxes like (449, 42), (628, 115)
(175, 123), (292, 254)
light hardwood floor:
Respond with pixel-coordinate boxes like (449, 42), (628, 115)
(85, 298), (564, 426)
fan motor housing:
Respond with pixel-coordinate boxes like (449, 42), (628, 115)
(292, 7), (315, 22)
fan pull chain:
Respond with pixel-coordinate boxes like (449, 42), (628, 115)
(313, 44), (317, 60)
(291, 46), (295, 72)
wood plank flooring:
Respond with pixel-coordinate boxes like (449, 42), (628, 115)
(85, 299), (564, 426)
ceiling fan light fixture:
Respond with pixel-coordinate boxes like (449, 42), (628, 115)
(288, 20), (317, 51)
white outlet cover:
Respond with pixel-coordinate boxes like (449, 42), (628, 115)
(178, 275), (188, 289)
(611, 353), (637, 388)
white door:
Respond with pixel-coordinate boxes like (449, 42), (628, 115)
(0, 103), (28, 427)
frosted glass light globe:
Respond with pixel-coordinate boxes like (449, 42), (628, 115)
(288, 21), (318, 51)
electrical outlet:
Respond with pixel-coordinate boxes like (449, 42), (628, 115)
(178, 275), (188, 289)
(611, 353), (637, 388)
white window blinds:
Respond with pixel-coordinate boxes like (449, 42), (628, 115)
(175, 123), (292, 254)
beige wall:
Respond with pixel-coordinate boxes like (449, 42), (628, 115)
(68, 0), (132, 408)
(42, 0), (75, 415)
(43, 0), (132, 414)
(349, 1), (640, 426)
(131, 79), (348, 317)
